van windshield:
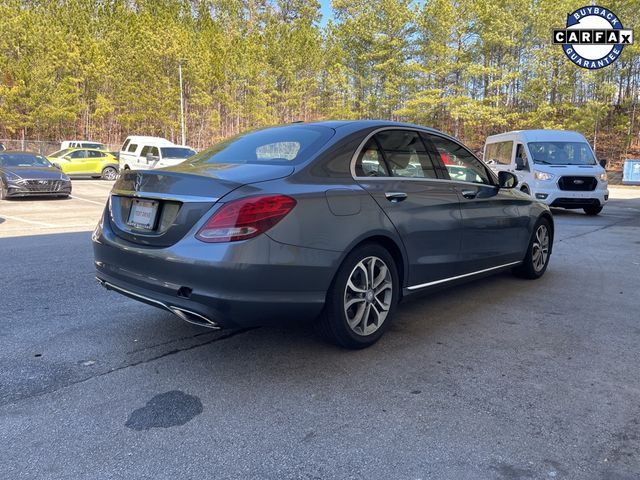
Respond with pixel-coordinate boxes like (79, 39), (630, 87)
(528, 142), (597, 166)
(188, 125), (334, 165)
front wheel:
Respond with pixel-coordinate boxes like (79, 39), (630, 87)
(316, 244), (399, 349)
(584, 205), (603, 216)
(0, 179), (7, 200)
(101, 166), (118, 181)
(513, 218), (552, 279)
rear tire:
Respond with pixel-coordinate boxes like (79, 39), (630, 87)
(584, 205), (603, 216)
(316, 243), (399, 349)
(513, 217), (551, 279)
(101, 166), (118, 181)
(0, 180), (7, 200)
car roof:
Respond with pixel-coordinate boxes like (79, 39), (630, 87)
(486, 129), (588, 143)
(282, 120), (454, 140)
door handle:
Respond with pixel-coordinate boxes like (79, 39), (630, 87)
(385, 192), (407, 202)
(461, 189), (477, 199)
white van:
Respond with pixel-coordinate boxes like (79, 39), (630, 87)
(61, 140), (106, 150)
(119, 136), (196, 170)
(484, 130), (609, 215)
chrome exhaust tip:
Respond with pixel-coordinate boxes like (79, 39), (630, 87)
(168, 306), (220, 330)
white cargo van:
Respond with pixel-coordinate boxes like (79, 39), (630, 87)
(61, 140), (106, 150)
(119, 136), (196, 170)
(484, 130), (609, 215)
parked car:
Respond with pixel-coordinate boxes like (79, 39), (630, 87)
(118, 136), (195, 170)
(94, 121), (553, 349)
(484, 130), (608, 215)
(47, 148), (119, 180)
(0, 143), (5, 151)
(0, 151), (71, 199)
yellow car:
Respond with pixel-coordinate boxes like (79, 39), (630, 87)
(47, 148), (119, 180)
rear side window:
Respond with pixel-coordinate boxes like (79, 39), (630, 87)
(374, 130), (437, 179)
(354, 139), (389, 177)
(485, 141), (513, 165)
(189, 125), (334, 165)
(127, 143), (138, 153)
(88, 150), (104, 158)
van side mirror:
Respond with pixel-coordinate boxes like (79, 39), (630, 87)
(599, 158), (607, 168)
(498, 171), (518, 189)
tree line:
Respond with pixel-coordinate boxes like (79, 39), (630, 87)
(0, 0), (638, 166)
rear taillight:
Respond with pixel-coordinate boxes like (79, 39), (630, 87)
(196, 194), (296, 243)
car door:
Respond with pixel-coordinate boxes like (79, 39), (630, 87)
(353, 129), (464, 286)
(65, 149), (91, 174)
(423, 133), (530, 273)
(86, 150), (106, 174)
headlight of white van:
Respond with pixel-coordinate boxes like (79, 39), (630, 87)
(599, 171), (608, 182)
(534, 171), (555, 181)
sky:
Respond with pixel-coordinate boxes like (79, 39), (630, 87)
(319, 0), (333, 26)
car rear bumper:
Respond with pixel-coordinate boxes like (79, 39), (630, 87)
(92, 214), (341, 328)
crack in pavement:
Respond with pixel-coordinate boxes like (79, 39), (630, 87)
(556, 215), (639, 243)
(0, 327), (257, 409)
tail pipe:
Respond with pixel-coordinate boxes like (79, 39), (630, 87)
(96, 277), (220, 330)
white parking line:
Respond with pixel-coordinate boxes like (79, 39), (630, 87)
(0, 214), (58, 227)
(69, 195), (106, 206)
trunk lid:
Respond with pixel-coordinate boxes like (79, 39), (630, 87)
(108, 163), (294, 247)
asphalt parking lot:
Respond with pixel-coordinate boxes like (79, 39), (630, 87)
(1, 182), (639, 479)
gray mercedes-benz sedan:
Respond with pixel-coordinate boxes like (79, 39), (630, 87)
(93, 121), (553, 348)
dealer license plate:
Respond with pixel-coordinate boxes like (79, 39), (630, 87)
(127, 199), (159, 230)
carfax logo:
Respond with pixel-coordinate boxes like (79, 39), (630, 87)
(553, 5), (634, 69)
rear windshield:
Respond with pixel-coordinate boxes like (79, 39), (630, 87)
(528, 142), (596, 166)
(160, 147), (196, 159)
(0, 153), (52, 168)
(189, 125), (334, 165)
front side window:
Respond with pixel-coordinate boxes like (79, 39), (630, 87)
(528, 142), (596, 166)
(485, 141), (513, 165)
(515, 144), (530, 171)
(354, 139), (389, 177)
(426, 134), (492, 185)
(68, 150), (88, 159)
(161, 147), (196, 159)
(374, 130), (437, 179)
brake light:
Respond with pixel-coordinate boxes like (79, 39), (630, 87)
(196, 194), (296, 243)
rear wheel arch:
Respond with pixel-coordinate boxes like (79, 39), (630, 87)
(334, 234), (406, 296)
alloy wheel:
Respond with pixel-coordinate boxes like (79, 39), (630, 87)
(343, 256), (393, 336)
(102, 167), (118, 180)
(531, 224), (549, 272)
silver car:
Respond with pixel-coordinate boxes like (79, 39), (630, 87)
(93, 121), (553, 349)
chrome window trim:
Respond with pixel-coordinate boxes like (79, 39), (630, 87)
(350, 126), (498, 186)
(407, 261), (522, 291)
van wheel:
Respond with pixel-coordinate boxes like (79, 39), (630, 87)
(0, 179), (7, 200)
(584, 206), (603, 216)
(316, 243), (399, 349)
(101, 166), (118, 180)
(513, 217), (551, 279)
(521, 186), (530, 195)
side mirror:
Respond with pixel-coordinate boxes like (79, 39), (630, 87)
(498, 171), (518, 189)
(599, 158), (607, 168)
(53, 163), (61, 170)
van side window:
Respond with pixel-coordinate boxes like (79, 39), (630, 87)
(140, 146), (150, 157)
(127, 143), (138, 153)
(150, 147), (159, 157)
(515, 144), (530, 171)
(485, 141), (513, 165)
(122, 139), (130, 152)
